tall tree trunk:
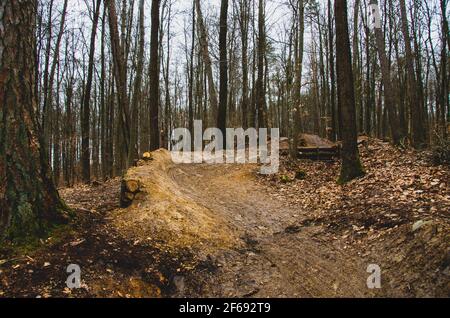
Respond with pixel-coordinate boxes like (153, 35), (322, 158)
(41, 0), (54, 129)
(53, 63), (61, 186)
(238, 0), (250, 129)
(334, 0), (365, 183)
(217, 0), (229, 143)
(107, 0), (131, 166)
(399, 0), (426, 149)
(352, 0), (362, 133)
(372, 0), (402, 145)
(42, 0), (68, 162)
(256, 0), (267, 129)
(292, 0), (305, 155)
(149, 0), (161, 151)
(100, 5), (108, 179)
(328, 0), (338, 141)
(440, 0), (449, 138)
(128, 0), (145, 163)
(195, 0), (218, 125)
(81, 0), (102, 183)
(0, 0), (69, 241)
(188, 0), (195, 142)
(162, 2), (172, 150)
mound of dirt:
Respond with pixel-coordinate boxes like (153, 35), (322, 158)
(112, 149), (238, 256)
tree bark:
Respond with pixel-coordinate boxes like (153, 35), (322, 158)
(328, 0), (338, 141)
(107, 0), (131, 167)
(149, 0), (161, 151)
(238, 0), (250, 129)
(292, 0), (305, 155)
(371, 0), (402, 145)
(334, 0), (365, 183)
(0, 0), (69, 241)
(128, 0), (145, 163)
(256, 0), (267, 129)
(195, 0), (218, 125)
(81, 0), (102, 183)
(399, 0), (426, 149)
(217, 0), (229, 143)
(188, 0), (195, 143)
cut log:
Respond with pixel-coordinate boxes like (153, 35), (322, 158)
(125, 192), (135, 201)
(120, 179), (140, 208)
(143, 152), (153, 161)
(125, 180), (140, 193)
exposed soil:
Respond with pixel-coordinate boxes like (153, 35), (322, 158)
(1, 140), (448, 298)
(259, 139), (450, 297)
(168, 163), (376, 297)
(0, 179), (211, 298)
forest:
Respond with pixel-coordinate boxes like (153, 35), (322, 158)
(0, 0), (449, 299)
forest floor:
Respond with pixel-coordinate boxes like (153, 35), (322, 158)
(0, 139), (448, 298)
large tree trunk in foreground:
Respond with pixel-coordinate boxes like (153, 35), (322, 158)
(334, 0), (365, 183)
(0, 0), (69, 241)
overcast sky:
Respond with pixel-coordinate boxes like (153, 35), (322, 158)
(53, 0), (447, 100)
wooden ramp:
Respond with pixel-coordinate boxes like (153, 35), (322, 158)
(279, 134), (339, 161)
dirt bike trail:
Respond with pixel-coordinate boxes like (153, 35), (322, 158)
(168, 163), (374, 298)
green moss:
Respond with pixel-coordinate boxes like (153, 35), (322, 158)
(8, 201), (39, 239)
(280, 175), (293, 184)
(1, 223), (75, 257)
(4, 192), (73, 245)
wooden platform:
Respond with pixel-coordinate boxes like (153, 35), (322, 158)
(279, 134), (339, 161)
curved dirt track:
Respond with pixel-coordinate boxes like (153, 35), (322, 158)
(168, 163), (375, 298)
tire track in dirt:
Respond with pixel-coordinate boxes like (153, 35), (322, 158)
(168, 163), (374, 298)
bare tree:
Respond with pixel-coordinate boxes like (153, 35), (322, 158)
(107, 0), (131, 168)
(217, 0), (229, 143)
(334, 0), (365, 183)
(81, 0), (102, 183)
(256, 0), (267, 129)
(399, 0), (426, 148)
(128, 0), (146, 162)
(149, 0), (161, 151)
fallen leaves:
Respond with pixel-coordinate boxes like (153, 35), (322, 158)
(70, 239), (86, 247)
(259, 138), (450, 297)
(261, 139), (449, 239)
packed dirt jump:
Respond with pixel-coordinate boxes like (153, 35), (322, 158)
(112, 149), (378, 298)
